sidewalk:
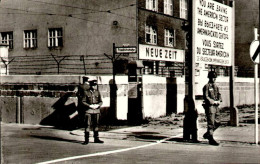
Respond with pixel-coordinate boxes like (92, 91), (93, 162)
(70, 122), (260, 146)
(1, 116), (260, 146)
(1, 121), (260, 164)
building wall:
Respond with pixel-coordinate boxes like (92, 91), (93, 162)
(235, 0), (259, 77)
(138, 9), (186, 49)
(137, 0), (187, 76)
(0, 0), (137, 75)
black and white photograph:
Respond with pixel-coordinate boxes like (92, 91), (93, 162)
(0, 0), (260, 163)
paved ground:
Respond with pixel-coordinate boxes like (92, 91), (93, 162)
(1, 114), (260, 164)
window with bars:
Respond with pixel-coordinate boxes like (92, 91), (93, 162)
(146, 0), (158, 12)
(48, 28), (63, 48)
(164, 29), (175, 47)
(164, 0), (173, 16)
(145, 25), (157, 45)
(180, 0), (188, 19)
(0, 32), (13, 49)
(24, 30), (37, 49)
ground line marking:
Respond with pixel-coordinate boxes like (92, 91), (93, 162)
(37, 133), (183, 164)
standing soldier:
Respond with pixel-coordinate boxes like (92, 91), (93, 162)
(202, 71), (222, 146)
(77, 76), (104, 145)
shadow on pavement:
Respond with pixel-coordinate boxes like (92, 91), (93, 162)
(30, 135), (82, 144)
(220, 140), (258, 146)
(167, 137), (209, 145)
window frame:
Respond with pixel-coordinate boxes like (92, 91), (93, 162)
(24, 30), (37, 49)
(146, 0), (158, 12)
(180, 0), (188, 19)
(0, 32), (13, 49)
(164, 28), (175, 47)
(164, 0), (173, 16)
(48, 28), (63, 48)
(145, 24), (157, 45)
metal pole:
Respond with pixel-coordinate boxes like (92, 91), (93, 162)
(183, 0), (197, 141)
(254, 27), (259, 145)
(113, 43), (116, 84)
(112, 43), (117, 121)
(230, 0), (238, 126)
(254, 63), (258, 145)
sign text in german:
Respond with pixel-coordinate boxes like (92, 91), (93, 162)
(193, 0), (232, 66)
(115, 46), (137, 54)
(139, 44), (184, 62)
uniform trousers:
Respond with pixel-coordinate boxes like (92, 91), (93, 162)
(83, 113), (100, 133)
(205, 105), (221, 136)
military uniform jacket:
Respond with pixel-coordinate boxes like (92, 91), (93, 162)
(77, 84), (103, 114)
(203, 82), (222, 106)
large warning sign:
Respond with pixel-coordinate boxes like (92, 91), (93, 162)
(193, 0), (233, 66)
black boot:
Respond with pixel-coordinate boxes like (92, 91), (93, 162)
(83, 132), (89, 145)
(94, 131), (104, 143)
(203, 132), (210, 139)
(208, 136), (219, 146)
(191, 132), (200, 143)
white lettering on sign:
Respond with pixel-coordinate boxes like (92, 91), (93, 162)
(115, 47), (137, 53)
(139, 44), (184, 62)
(193, 0), (233, 66)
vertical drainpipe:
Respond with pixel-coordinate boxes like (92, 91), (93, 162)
(16, 96), (22, 124)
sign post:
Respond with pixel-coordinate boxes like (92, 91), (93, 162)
(104, 43), (137, 122)
(249, 28), (259, 145)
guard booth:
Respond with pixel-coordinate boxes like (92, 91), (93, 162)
(127, 60), (144, 125)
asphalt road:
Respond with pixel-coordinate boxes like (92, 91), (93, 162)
(1, 123), (260, 164)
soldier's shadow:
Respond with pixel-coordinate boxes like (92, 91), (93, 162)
(40, 92), (81, 130)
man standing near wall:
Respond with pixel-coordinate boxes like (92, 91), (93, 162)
(77, 76), (104, 145)
(202, 71), (222, 146)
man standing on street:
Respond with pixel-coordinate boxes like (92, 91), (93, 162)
(202, 71), (222, 146)
(77, 76), (104, 145)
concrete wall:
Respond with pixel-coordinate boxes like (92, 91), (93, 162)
(1, 75), (259, 124)
(195, 76), (258, 113)
(142, 75), (166, 118)
(0, 75), (129, 124)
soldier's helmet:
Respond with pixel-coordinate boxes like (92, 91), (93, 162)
(207, 71), (217, 78)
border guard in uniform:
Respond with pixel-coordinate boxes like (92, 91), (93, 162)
(77, 76), (103, 145)
(202, 71), (222, 146)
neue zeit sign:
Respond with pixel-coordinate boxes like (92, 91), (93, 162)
(139, 44), (185, 62)
(193, 0), (233, 66)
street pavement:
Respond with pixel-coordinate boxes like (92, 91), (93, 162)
(1, 121), (260, 164)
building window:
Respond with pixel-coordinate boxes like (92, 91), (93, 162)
(146, 0), (158, 12)
(164, 0), (173, 15)
(180, 0), (188, 19)
(0, 32), (13, 49)
(24, 30), (37, 49)
(165, 29), (175, 47)
(145, 25), (157, 45)
(48, 28), (63, 48)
